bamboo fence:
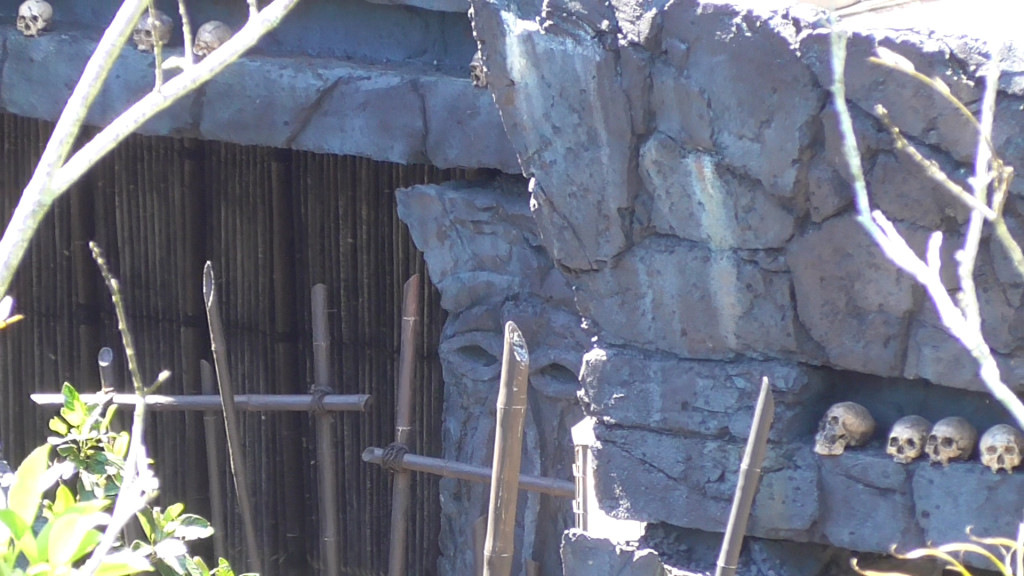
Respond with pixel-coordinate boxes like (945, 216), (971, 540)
(0, 112), (461, 575)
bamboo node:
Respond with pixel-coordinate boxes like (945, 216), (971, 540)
(381, 442), (409, 473)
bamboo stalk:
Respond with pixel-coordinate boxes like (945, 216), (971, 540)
(203, 262), (262, 574)
(715, 377), (775, 576)
(484, 322), (530, 576)
(473, 515), (487, 576)
(201, 360), (228, 559)
(30, 392), (371, 412)
(388, 274), (421, 576)
(312, 284), (340, 576)
(361, 448), (572, 498)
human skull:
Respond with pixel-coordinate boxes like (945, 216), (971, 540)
(886, 415), (931, 464)
(132, 9), (172, 52)
(470, 49), (487, 88)
(16, 0), (53, 37)
(814, 401), (876, 456)
(925, 416), (977, 466)
(193, 21), (233, 59)
(979, 424), (1024, 474)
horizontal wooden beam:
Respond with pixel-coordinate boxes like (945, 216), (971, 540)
(31, 393), (372, 413)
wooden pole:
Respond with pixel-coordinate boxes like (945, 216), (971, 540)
(97, 347), (116, 392)
(30, 392), (372, 412)
(483, 321), (530, 576)
(715, 377), (775, 576)
(361, 448), (573, 498)
(388, 275), (421, 576)
(201, 360), (228, 559)
(203, 262), (262, 574)
(312, 284), (340, 576)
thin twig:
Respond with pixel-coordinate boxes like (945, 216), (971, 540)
(147, 2), (165, 89)
(81, 243), (165, 576)
(956, 66), (1000, 334)
(0, 0), (150, 299)
(0, 0), (302, 301)
(177, 0), (195, 68)
(828, 25), (1024, 429)
(874, 105), (997, 220)
(248, 0), (260, 18)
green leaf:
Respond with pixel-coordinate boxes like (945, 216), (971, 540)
(0, 509), (30, 543)
(166, 515), (212, 542)
(136, 509), (155, 543)
(94, 551), (153, 576)
(162, 503), (185, 524)
(190, 556), (211, 576)
(211, 558), (235, 576)
(112, 432), (130, 460)
(47, 417), (69, 437)
(51, 484), (74, 517)
(101, 404), (119, 432)
(9, 445), (53, 526)
(60, 384), (85, 428)
(47, 508), (110, 565)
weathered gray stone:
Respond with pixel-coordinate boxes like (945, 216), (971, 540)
(574, 236), (802, 360)
(580, 346), (829, 442)
(912, 460), (1024, 550)
(396, 177), (583, 576)
(561, 531), (669, 576)
(638, 133), (797, 249)
(594, 424), (819, 540)
(660, 0), (823, 199)
(788, 214), (918, 376)
(817, 453), (922, 552)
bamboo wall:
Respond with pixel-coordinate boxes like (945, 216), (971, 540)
(0, 112), (459, 576)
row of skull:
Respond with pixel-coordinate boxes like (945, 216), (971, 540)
(813, 401), (1024, 473)
(16, 1), (234, 58)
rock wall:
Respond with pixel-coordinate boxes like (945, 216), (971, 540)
(451, 0), (1024, 573)
(397, 177), (585, 575)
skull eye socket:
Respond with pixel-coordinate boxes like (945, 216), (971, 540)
(985, 445), (999, 455)
(1006, 446), (1018, 457)
(828, 416), (840, 426)
(940, 437), (954, 449)
(143, 29), (153, 39)
(906, 439), (917, 450)
(30, 14), (40, 23)
(888, 437), (899, 448)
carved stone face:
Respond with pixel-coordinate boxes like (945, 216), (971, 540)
(16, 0), (53, 37)
(886, 415), (931, 464)
(925, 416), (977, 466)
(979, 424), (1024, 474)
(133, 9), (172, 52)
(814, 401), (875, 456)
(193, 21), (233, 59)
(470, 50), (487, 88)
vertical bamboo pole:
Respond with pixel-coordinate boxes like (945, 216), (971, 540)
(483, 321), (530, 576)
(715, 377), (774, 576)
(312, 284), (340, 576)
(388, 274), (421, 576)
(97, 347), (115, 392)
(203, 262), (262, 574)
(200, 360), (228, 560)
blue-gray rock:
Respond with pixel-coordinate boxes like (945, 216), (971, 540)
(561, 530), (670, 576)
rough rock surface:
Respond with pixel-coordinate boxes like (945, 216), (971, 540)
(397, 177), (584, 576)
(460, 0), (1024, 572)
(0, 6), (518, 171)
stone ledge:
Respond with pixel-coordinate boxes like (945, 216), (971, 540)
(0, 27), (520, 172)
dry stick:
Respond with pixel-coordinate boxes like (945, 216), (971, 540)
(312, 284), (340, 576)
(0, 0), (303, 300)
(0, 0), (150, 300)
(30, 392), (371, 412)
(715, 377), (775, 576)
(828, 26), (1024, 429)
(388, 274), (421, 576)
(361, 448), (573, 498)
(483, 322), (530, 576)
(201, 360), (228, 560)
(176, 0), (195, 68)
(203, 262), (262, 574)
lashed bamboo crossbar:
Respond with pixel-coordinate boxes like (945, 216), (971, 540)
(361, 447), (574, 498)
(30, 392), (372, 412)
